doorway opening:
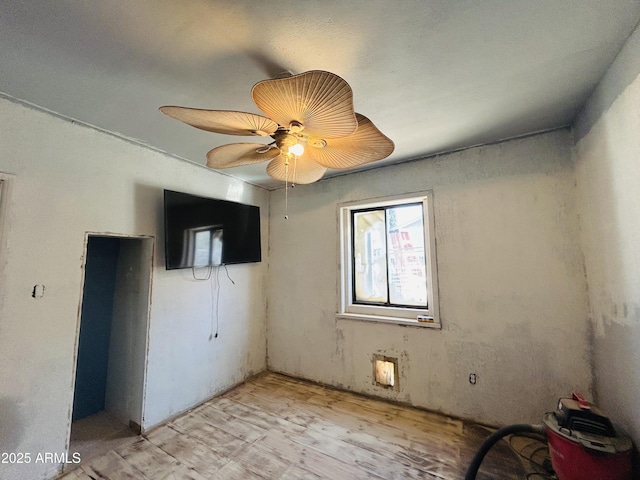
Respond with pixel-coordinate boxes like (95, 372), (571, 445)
(69, 234), (153, 462)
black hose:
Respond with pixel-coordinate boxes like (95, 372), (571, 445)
(464, 423), (547, 480)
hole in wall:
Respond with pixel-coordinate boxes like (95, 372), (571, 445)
(373, 354), (399, 390)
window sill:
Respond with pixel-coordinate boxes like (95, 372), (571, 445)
(336, 313), (441, 329)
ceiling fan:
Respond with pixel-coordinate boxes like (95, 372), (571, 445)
(160, 70), (394, 185)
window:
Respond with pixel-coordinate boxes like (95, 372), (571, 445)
(338, 192), (440, 327)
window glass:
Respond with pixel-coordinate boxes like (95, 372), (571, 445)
(353, 210), (387, 303)
(386, 204), (427, 307)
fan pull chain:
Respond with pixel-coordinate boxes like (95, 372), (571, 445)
(284, 156), (289, 220)
(292, 156), (298, 189)
(283, 154), (298, 220)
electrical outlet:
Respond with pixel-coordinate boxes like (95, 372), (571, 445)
(469, 373), (477, 385)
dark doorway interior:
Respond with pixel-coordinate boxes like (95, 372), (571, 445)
(73, 236), (120, 421)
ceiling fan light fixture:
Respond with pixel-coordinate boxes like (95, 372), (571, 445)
(274, 131), (306, 157)
(288, 142), (304, 156)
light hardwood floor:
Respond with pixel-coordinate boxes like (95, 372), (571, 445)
(58, 372), (543, 479)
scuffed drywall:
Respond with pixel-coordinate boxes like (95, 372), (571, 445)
(267, 129), (592, 427)
(573, 22), (640, 446)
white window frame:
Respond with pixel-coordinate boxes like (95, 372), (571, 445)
(338, 191), (440, 328)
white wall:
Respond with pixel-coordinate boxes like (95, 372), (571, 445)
(573, 23), (640, 445)
(268, 129), (591, 427)
(0, 97), (268, 480)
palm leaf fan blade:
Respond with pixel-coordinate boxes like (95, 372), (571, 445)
(266, 155), (327, 184)
(305, 113), (394, 169)
(160, 106), (278, 136)
(252, 70), (358, 139)
(207, 143), (280, 169)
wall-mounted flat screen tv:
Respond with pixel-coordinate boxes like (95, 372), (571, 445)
(164, 189), (261, 269)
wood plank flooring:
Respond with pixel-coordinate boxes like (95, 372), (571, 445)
(58, 372), (544, 479)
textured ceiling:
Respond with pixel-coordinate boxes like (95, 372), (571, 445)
(1, 1), (639, 189)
